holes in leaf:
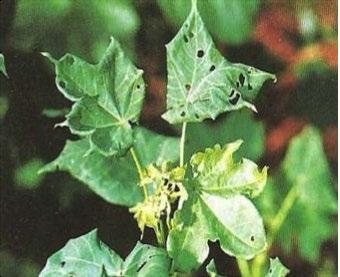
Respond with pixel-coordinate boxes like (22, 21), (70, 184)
(229, 91), (240, 105)
(59, 81), (66, 89)
(269, 269), (272, 274)
(185, 84), (191, 91)
(197, 50), (204, 58)
(195, 113), (200, 119)
(180, 111), (186, 117)
(184, 35), (189, 43)
(250, 235), (255, 242)
(248, 83), (253, 90)
(60, 261), (66, 267)
(236, 81), (240, 88)
(209, 65), (216, 72)
(137, 261), (147, 272)
(136, 84), (141, 89)
(239, 74), (245, 86)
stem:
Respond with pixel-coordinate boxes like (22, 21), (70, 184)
(237, 258), (251, 277)
(251, 183), (300, 277)
(179, 122), (187, 167)
(129, 147), (148, 198)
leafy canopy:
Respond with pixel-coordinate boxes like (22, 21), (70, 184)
(39, 229), (169, 277)
(44, 37), (145, 156)
(41, 127), (180, 207)
(167, 141), (267, 272)
(162, 1), (275, 124)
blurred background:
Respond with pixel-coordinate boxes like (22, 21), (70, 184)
(0, 0), (337, 276)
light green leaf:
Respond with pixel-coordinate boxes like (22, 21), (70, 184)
(157, 0), (259, 45)
(162, 2), (275, 124)
(167, 142), (267, 272)
(15, 159), (45, 189)
(185, 110), (265, 162)
(41, 127), (180, 207)
(265, 258), (289, 277)
(206, 259), (225, 277)
(44, 37), (145, 156)
(39, 229), (169, 277)
(256, 127), (337, 262)
(0, 54), (8, 77)
(191, 142), (267, 198)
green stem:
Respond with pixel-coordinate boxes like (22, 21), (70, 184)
(237, 258), (251, 277)
(129, 147), (148, 198)
(180, 122), (187, 167)
(251, 183), (300, 277)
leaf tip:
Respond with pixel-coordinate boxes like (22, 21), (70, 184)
(41, 52), (57, 63)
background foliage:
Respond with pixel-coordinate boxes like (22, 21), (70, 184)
(0, 0), (337, 276)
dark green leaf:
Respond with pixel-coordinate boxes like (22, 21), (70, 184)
(39, 229), (169, 277)
(41, 127), (180, 207)
(256, 127), (337, 262)
(0, 54), (8, 77)
(265, 258), (289, 277)
(162, 2), (275, 124)
(167, 142), (267, 272)
(185, 110), (265, 162)
(157, 0), (259, 45)
(44, 38), (145, 156)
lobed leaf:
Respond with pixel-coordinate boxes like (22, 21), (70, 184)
(162, 2), (275, 124)
(39, 229), (169, 277)
(265, 258), (289, 277)
(44, 37), (145, 156)
(167, 142), (267, 272)
(41, 127), (180, 207)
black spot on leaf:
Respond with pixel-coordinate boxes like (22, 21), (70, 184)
(197, 50), (204, 58)
(250, 235), (255, 242)
(60, 261), (66, 267)
(209, 65), (216, 72)
(59, 81), (66, 89)
(184, 35), (189, 43)
(180, 111), (186, 117)
(137, 261), (147, 272)
(136, 84), (141, 89)
(248, 83), (253, 90)
(195, 113), (200, 119)
(239, 74), (245, 86)
(185, 84), (191, 91)
(188, 31), (194, 38)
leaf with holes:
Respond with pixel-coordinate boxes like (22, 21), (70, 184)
(167, 141), (267, 272)
(265, 258), (289, 277)
(162, 2), (275, 124)
(0, 54), (8, 78)
(39, 229), (169, 277)
(44, 37), (145, 156)
(40, 127), (180, 207)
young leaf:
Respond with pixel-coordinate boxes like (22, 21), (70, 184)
(41, 127), (180, 207)
(167, 142), (267, 272)
(162, 2), (275, 124)
(206, 259), (225, 277)
(265, 258), (289, 277)
(185, 110), (265, 162)
(39, 229), (169, 277)
(44, 37), (145, 156)
(157, 0), (259, 45)
(0, 54), (8, 77)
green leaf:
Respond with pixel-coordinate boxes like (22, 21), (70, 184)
(10, 0), (139, 61)
(256, 127), (337, 262)
(162, 2), (275, 124)
(0, 54), (8, 77)
(15, 159), (45, 189)
(167, 142), (267, 272)
(41, 127), (180, 207)
(44, 37), (145, 156)
(185, 110), (265, 162)
(206, 259), (225, 277)
(157, 0), (259, 45)
(265, 258), (289, 277)
(39, 229), (169, 277)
